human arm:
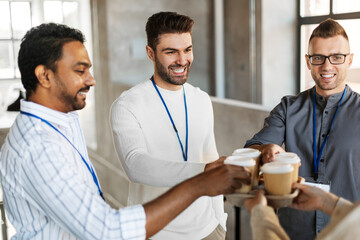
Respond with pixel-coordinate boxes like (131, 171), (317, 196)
(144, 164), (251, 238)
(291, 183), (339, 216)
(244, 98), (288, 162)
(243, 190), (290, 240)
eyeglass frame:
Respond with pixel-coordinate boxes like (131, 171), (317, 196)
(307, 54), (350, 65)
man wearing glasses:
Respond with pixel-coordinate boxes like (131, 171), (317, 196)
(245, 18), (360, 239)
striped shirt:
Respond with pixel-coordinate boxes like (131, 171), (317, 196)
(0, 100), (146, 239)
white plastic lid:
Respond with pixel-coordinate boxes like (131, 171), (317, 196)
(274, 152), (300, 164)
(261, 162), (294, 174)
(224, 156), (256, 167)
(232, 148), (261, 158)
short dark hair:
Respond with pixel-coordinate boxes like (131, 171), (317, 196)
(18, 23), (85, 99)
(309, 18), (349, 43)
(145, 11), (194, 50)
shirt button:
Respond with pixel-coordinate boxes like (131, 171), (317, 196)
(324, 111), (328, 114)
(322, 134), (326, 137)
(320, 159), (324, 162)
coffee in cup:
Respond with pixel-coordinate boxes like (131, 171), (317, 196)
(224, 156), (256, 193)
(273, 152), (300, 184)
(232, 148), (261, 186)
(261, 162), (294, 195)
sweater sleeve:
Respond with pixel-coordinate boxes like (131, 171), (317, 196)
(317, 197), (356, 239)
(251, 205), (290, 240)
(110, 99), (205, 188)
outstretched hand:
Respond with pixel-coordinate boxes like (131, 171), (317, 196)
(196, 164), (252, 196)
(291, 183), (339, 216)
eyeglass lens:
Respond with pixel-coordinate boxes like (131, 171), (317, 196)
(310, 54), (346, 65)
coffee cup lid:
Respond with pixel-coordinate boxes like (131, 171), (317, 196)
(261, 162), (294, 174)
(232, 148), (261, 158)
(274, 152), (300, 164)
(225, 156), (256, 167)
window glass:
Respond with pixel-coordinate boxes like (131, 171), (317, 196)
(300, 0), (329, 17)
(11, 2), (32, 39)
(14, 40), (21, 78)
(333, 0), (360, 14)
(63, 2), (79, 28)
(44, 1), (63, 23)
(0, 1), (11, 38)
(0, 41), (14, 79)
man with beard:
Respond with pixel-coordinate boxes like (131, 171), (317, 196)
(0, 22), (251, 239)
(110, 12), (227, 239)
(245, 18), (360, 239)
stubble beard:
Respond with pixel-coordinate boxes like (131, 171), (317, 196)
(155, 56), (190, 86)
(54, 76), (87, 112)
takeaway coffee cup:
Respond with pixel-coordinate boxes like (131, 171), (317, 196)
(274, 152), (300, 184)
(232, 148), (261, 186)
(261, 162), (294, 195)
(224, 156), (256, 193)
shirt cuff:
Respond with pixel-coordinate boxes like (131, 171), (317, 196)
(119, 204), (146, 240)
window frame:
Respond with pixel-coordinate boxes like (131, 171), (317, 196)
(0, 0), (32, 81)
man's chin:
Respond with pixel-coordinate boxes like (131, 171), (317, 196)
(73, 101), (86, 111)
(169, 75), (188, 85)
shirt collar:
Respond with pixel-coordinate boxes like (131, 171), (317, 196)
(20, 99), (79, 128)
(313, 85), (350, 108)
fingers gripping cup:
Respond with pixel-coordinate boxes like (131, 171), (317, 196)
(273, 152), (300, 184)
(224, 156), (256, 193)
(232, 148), (261, 186)
(261, 162), (294, 195)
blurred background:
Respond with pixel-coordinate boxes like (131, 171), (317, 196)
(1, 0), (360, 239)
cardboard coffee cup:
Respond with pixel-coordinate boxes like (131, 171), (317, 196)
(232, 148), (261, 186)
(225, 156), (256, 193)
(261, 162), (294, 195)
(274, 152), (300, 183)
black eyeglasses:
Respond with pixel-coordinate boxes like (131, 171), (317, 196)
(308, 54), (350, 65)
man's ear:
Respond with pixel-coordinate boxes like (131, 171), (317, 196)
(34, 65), (51, 88)
(146, 45), (155, 61)
(305, 54), (311, 70)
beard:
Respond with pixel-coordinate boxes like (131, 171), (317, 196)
(154, 56), (191, 86)
(53, 76), (87, 112)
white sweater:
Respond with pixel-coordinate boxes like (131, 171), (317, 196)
(110, 80), (227, 239)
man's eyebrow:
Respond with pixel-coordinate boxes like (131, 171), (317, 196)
(74, 62), (91, 68)
(161, 45), (193, 52)
(162, 48), (178, 52)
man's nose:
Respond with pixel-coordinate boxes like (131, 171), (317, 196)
(175, 52), (187, 65)
(85, 72), (96, 86)
(322, 57), (332, 69)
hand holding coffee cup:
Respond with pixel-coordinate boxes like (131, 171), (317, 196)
(232, 148), (261, 186)
(261, 162), (294, 195)
(224, 156), (256, 193)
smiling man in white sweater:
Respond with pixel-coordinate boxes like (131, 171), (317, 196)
(110, 12), (227, 240)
